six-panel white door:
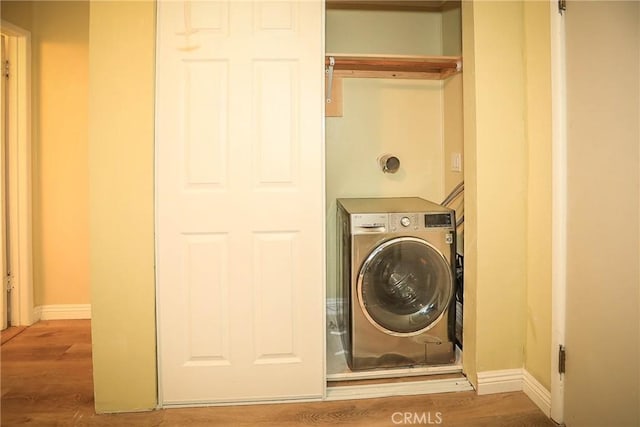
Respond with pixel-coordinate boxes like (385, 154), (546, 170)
(156, 0), (325, 405)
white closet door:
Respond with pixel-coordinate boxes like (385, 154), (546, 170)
(156, 0), (324, 405)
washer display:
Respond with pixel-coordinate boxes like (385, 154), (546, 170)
(337, 197), (457, 371)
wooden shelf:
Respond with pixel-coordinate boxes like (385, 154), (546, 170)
(326, 0), (459, 12)
(325, 54), (462, 80)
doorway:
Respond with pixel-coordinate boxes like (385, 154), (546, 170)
(2, 32), (9, 329)
(0, 20), (34, 328)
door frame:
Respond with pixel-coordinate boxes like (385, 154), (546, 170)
(549, 3), (566, 424)
(0, 20), (34, 327)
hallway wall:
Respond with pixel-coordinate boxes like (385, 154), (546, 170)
(2, 1), (90, 309)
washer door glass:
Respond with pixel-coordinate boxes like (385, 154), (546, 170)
(357, 237), (453, 335)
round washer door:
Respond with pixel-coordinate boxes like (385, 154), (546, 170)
(357, 236), (453, 336)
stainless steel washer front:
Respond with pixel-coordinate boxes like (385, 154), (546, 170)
(337, 197), (457, 371)
(357, 236), (453, 336)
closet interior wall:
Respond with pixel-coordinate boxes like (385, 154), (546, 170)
(325, 5), (463, 303)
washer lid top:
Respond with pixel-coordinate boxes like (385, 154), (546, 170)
(338, 197), (452, 215)
(358, 237), (453, 335)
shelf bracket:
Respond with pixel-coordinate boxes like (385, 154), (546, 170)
(326, 56), (335, 103)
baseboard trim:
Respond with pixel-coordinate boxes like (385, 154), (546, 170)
(523, 370), (552, 417)
(476, 369), (523, 395)
(326, 377), (474, 401)
(33, 304), (92, 321)
(477, 369), (551, 417)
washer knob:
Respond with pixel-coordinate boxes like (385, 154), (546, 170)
(400, 217), (411, 227)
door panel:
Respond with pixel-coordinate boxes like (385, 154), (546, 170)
(156, 0), (324, 404)
(1, 35), (7, 331)
(565, 2), (640, 425)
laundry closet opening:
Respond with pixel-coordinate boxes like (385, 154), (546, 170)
(324, 0), (466, 394)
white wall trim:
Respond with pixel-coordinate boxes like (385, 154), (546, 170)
(476, 369), (524, 395)
(549, 1), (567, 424)
(523, 370), (552, 417)
(1, 20), (34, 327)
(477, 369), (551, 418)
(33, 304), (91, 321)
(326, 377), (474, 401)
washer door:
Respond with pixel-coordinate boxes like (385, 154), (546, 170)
(357, 236), (453, 336)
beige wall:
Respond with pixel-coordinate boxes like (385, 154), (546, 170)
(442, 4), (461, 57)
(463, 0), (529, 382)
(326, 9), (443, 56)
(442, 5), (464, 250)
(443, 74), (463, 195)
(523, 1), (552, 391)
(462, 0), (553, 390)
(461, 0), (478, 384)
(2, 1), (90, 307)
(88, 0), (156, 413)
(442, 3), (463, 194)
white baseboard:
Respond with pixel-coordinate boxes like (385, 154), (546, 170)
(477, 369), (524, 395)
(326, 377), (474, 401)
(477, 368), (551, 417)
(33, 304), (92, 321)
(523, 370), (552, 417)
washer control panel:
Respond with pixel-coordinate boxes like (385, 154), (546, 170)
(352, 212), (455, 234)
(389, 213), (421, 232)
(424, 213), (454, 228)
(351, 213), (388, 234)
(388, 212), (455, 232)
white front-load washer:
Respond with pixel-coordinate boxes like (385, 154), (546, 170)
(337, 197), (457, 371)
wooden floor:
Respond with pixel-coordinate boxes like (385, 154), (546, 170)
(1, 320), (557, 426)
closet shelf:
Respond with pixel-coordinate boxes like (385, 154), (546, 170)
(325, 54), (462, 80)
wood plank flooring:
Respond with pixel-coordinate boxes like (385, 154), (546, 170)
(1, 320), (557, 426)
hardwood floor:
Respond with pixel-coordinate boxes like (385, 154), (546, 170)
(1, 320), (557, 426)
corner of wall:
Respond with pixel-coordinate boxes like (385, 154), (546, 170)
(522, 0), (553, 393)
(88, 0), (157, 413)
(476, 368), (551, 417)
(460, 0), (478, 387)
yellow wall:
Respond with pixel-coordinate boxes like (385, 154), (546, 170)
(443, 73), (463, 197)
(442, 5), (464, 237)
(523, 1), (552, 391)
(442, 3), (463, 188)
(462, 0), (552, 389)
(460, 0), (478, 384)
(88, 0), (156, 413)
(463, 0), (528, 382)
(2, 1), (90, 307)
